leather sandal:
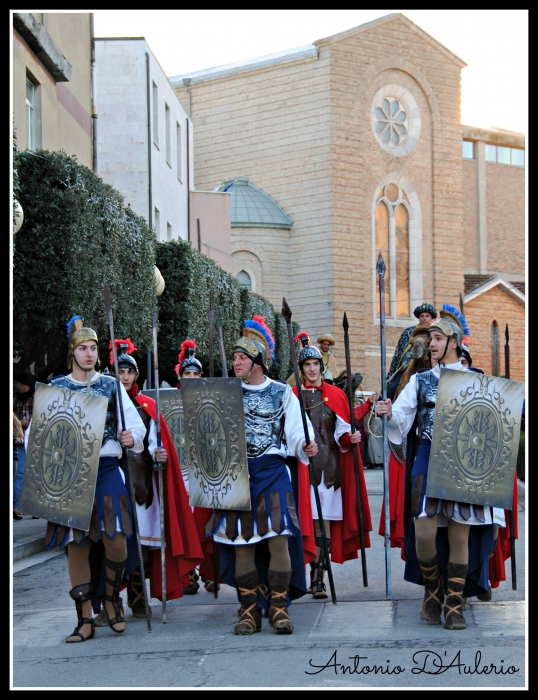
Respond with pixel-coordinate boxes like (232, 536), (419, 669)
(104, 556), (127, 633)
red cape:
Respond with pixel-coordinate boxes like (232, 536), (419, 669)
(293, 381), (372, 564)
(134, 394), (204, 600)
(378, 451), (406, 558)
(489, 473), (519, 588)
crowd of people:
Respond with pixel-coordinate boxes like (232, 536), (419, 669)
(12, 300), (520, 640)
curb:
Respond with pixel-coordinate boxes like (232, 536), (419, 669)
(14, 535), (45, 562)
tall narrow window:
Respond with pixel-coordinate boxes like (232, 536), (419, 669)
(491, 320), (499, 376)
(26, 77), (36, 150)
(375, 183), (410, 318)
(165, 103), (171, 165)
(154, 207), (160, 240)
(236, 270), (252, 291)
(167, 222), (172, 241)
(152, 82), (159, 146)
(176, 121), (182, 181)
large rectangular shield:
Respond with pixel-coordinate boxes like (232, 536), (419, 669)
(181, 377), (250, 510)
(426, 369), (524, 510)
(19, 383), (108, 530)
(142, 388), (187, 482)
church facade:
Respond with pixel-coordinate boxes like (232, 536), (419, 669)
(171, 13), (525, 385)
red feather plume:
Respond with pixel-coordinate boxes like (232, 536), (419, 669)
(178, 339), (197, 365)
(294, 331), (310, 343)
(109, 337), (137, 366)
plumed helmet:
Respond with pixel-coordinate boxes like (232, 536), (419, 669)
(234, 316), (276, 371)
(66, 315), (99, 370)
(298, 345), (325, 372)
(413, 303), (437, 320)
(175, 339), (203, 376)
(110, 338), (138, 371)
(429, 318), (463, 355)
(294, 331), (311, 348)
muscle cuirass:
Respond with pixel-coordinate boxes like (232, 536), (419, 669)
(302, 389), (341, 489)
(416, 370), (438, 441)
(128, 403), (154, 506)
(50, 374), (118, 446)
(243, 381), (288, 458)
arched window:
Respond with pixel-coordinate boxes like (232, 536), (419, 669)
(236, 270), (252, 291)
(491, 320), (499, 376)
(375, 183), (410, 318)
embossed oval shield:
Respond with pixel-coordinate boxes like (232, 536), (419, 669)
(142, 388), (188, 483)
(427, 370), (524, 509)
(19, 383), (108, 529)
(181, 377), (250, 510)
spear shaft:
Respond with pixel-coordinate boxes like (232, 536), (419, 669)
(103, 284), (152, 632)
(504, 323), (517, 590)
(282, 298), (336, 604)
(376, 254), (392, 600)
(151, 312), (167, 621)
(207, 305), (220, 598)
(342, 313), (368, 587)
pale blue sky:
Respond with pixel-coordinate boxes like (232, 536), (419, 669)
(92, 10), (528, 135)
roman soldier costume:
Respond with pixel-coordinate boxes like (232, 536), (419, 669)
(292, 346), (372, 597)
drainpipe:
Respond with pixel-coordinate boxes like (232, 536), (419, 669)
(145, 52), (153, 230)
(186, 116), (190, 243)
(146, 51), (153, 384)
(90, 14), (97, 173)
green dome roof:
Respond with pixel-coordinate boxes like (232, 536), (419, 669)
(218, 178), (293, 229)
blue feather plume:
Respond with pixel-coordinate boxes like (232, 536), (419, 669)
(244, 318), (276, 360)
(441, 304), (470, 338)
(66, 314), (82, 341)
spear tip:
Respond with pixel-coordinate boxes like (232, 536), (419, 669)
(281, 297), (292, 323)
(103, 283), (113, 311)
(376, 253), (386, 277)
(342, 312), (349, 333)
(505, 323), (509, 342)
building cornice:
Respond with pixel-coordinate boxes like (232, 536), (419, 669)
(13, 12), (73, 82)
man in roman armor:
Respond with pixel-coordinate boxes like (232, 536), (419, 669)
(205, 316), (318, 635)
(291, 345), (372, 598)
(376, 307), (504, 630)
(93, 339), (203, 624)
(387, 303), (437, 386)
(40, 317), (147, 642)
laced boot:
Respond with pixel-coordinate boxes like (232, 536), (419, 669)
(66, 583), (96, 643)
(104, 556), (128, 633)
(234, 570), (262, 635)
(182, 568), (200, 595)
(127, 564), (152, 618)
(267, 570), (294, 635)
(418, 554), (444, 624)
(444, 562), (468, 630)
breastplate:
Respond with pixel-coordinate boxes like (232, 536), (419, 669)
(302, 389), (340, 489)
(50, 374), (118, 446)
(243, 381), (287, 458)
(416, 371), (438, 441)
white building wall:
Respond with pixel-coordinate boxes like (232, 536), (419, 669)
(95, 38), (192, 241)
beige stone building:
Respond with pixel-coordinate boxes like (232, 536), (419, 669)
(170, 13), (525, 386)
(12, 12), (94, 168)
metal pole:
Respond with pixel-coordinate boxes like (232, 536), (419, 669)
(342, 312), (368, 587)
(151, 312), (167, 621)
(207, 305), (219, 597)
(504, 323), (517, 590)
(376, 254), (392, 600)
(103, 284), (152, 632)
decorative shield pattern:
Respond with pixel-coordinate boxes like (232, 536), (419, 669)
(142, 388), (187, 482)
(19, 383), (108, 530)
(427, 369), (524, 510)
(181, 377), (250, 510)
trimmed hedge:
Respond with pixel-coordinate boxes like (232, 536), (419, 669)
(156, 241), (298, 385)
(13, 149), (156, 378)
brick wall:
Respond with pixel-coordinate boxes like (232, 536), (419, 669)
(462, 158), (480, 271)
(464, 287), (525, 382)
(485, 163), (525, 276)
